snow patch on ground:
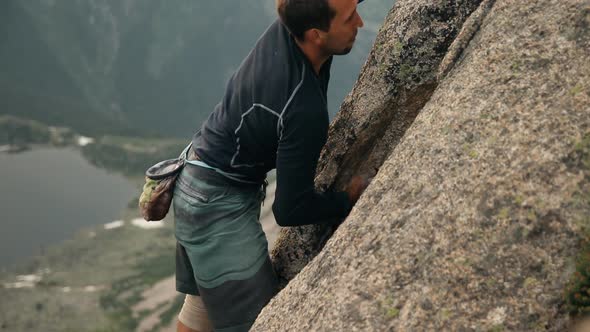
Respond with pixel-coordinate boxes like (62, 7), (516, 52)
(3, 274), (43, 289)
(131, 218), (164, 229)
(84, 285), (100, 292)
(104, 220), (125, 230)
(77, 136), (95, 146)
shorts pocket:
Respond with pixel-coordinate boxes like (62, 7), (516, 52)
(175, 176), (229, 206)
(177, 183), (209, 204)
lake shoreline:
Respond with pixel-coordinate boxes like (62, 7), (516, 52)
(0, 170), (279, 331)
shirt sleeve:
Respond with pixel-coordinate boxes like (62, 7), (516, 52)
(271, 97), (352, 227)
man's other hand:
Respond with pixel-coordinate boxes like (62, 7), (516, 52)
(345, 175), (371, 205)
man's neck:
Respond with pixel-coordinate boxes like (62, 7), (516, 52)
(295, 39), (330, 75)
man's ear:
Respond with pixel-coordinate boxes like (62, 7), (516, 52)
(308, 28), (327, 45)
(302, 29), (319, 45)
(317, 30), (328, 41)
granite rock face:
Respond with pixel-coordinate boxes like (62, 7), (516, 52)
(271, 0), (485, 285)
(255, 0), (590, 330)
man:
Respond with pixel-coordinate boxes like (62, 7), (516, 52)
(174, 0), (368, 331)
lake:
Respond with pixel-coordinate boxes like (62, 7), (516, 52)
(0, 147), (138, 269)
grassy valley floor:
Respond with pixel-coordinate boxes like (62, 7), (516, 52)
(0, 182), (279, 332)
(0, 119), (279, 331)
(0, 207), (178, 332)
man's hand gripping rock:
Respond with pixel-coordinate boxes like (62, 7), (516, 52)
(345, 175), (371, 205)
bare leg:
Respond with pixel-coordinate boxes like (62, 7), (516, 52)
(177, 294), (213, 332)
(177, 319), (198, 332)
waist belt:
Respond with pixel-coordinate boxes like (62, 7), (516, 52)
(186, 146), (201, 161)
(184, 146), (264, 191)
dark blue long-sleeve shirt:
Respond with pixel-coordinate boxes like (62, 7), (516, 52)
(192, 20), (351, 226)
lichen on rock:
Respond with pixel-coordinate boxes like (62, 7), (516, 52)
(255, 0), (590, 330)
(271, 0), (485, 286)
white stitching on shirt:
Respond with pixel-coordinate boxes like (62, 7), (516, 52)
(278, 64), (306, 140)
(231, 62), (306, 168)
(230, 104), (278, 168)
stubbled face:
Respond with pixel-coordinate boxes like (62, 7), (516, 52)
(321, 0), (364, 55)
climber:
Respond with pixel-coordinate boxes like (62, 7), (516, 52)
(174, 0), (369, 331)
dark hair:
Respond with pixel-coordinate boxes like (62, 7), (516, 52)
(277, 0), (336, 41)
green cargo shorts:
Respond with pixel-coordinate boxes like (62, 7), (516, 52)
(173, 164), (278, 331)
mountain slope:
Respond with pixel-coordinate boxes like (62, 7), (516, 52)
(1, 0), (394, 137)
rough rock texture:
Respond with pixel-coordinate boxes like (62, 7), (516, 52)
(271, 0), (485, 284)
(255, 0), (590, 330)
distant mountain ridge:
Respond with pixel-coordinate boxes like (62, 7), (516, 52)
(0, 0), (393, 137)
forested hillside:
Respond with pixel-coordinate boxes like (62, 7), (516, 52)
(0, 0), (393, 137)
